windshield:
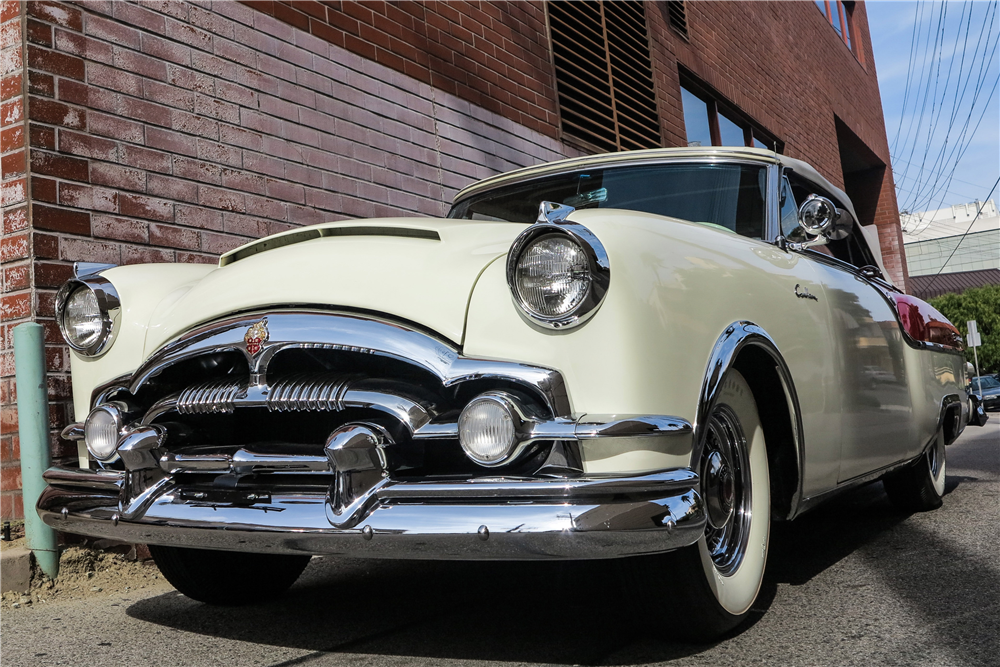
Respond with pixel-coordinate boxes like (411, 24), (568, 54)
(972, 376), (1000, 391)
(449, 163), (768, 239)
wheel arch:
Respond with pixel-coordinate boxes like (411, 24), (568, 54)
(695, 322), (804, 521)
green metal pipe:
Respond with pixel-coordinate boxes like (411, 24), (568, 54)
(14, 323), (60, 579)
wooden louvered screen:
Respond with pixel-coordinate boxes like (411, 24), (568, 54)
(548, 1), (662, 153)
(665, 1), (688, 38)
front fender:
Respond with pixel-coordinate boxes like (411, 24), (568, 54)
(462, 209), (832, 482)
(68, 263), (215, 419)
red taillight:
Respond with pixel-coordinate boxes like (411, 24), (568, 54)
(889, 293), (964, 350)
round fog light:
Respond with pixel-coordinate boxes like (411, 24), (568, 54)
(85, 404), (123, 461)
(458, 395), (518, 466)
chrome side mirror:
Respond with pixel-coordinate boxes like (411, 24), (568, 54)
(798, 194), (852, 241)
(778, 194), (854, 252)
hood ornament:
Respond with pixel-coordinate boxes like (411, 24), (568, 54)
(244, 318), (269, 356)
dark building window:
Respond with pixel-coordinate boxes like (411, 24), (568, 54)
(679, 76), (781, 152)
(815, 0), (855, 52)
(665, 1), (688, 39)
(548, 0), (662, 153)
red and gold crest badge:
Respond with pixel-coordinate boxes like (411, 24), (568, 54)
(244, 318), (269, 356)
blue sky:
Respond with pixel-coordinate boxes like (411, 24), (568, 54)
(866, 1), (999, 215)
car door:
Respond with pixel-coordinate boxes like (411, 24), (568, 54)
(777, 173), (915, 482)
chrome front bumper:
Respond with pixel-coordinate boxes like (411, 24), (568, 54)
(38, 466), (705, 560)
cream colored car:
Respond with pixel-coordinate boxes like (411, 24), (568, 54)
(41, 148), (976, 640)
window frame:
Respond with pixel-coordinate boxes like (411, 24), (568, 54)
(815, 0), (861, 61)
(679, 72), (783, 153)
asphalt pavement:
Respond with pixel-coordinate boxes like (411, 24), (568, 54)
(2, 420), (998, 667)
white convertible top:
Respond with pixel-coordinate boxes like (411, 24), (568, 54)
(454, 147), (860, 224)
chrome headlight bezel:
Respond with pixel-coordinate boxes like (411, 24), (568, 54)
(56, 276), (121, 357)
(505, 221), (610, 330)
(84, 402), (125, 462)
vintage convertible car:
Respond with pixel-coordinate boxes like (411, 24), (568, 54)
(40, 147), (982, 639)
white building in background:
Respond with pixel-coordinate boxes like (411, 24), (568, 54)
(901, 199), (1000, 276)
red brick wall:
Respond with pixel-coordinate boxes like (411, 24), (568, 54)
(2, 0), (28, 520)
(241, 1), (559, 138)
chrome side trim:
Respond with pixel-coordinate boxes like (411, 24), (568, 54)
(697, 321), (805, 519)
(413, 413), (692, 442)
(130, 311), (572, 417)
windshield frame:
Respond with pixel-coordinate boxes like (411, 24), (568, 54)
(448, 157), (781, 241)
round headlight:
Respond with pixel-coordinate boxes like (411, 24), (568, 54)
(63, 287), (103, 349)
(459, 395), (518, 466)
(85, 404), (123, 461)
(514, 234), (590, 318)
(56, 276), (120, 356)
(506, 221), (610, 330)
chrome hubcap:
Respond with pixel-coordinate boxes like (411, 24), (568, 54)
(928, 435), (943, 479)
(701, 404), (752, 575)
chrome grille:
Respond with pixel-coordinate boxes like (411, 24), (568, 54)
(267, 374), (357, 412)
(177, 379), (243, 414)
(175, 374), (370, 415)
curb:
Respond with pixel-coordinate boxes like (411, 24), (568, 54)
(0, 546), (33, 595)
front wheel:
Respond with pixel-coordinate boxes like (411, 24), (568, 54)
(625, 369), (770, 642)
(882, 429), (946, 512)
(149, 545), (311, 605)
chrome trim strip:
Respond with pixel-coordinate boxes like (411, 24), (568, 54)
(377, 469), (698, 500)
(159, 449), (332, 475)
(697, 322), (805, 520)
(130, 310), (572, 417)
(413, 413), (692, 442)
(38, 468), (705, 560)
(43, 467), (124, 492)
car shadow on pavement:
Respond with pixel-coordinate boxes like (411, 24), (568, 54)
(126, 478), (988, 666)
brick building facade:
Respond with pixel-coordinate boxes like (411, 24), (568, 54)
(0, 0), (903, 519)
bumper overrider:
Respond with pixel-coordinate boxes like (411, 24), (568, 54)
(39, 310), (705, 560)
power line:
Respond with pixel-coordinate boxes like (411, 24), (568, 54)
(888, 0), (999, 215)
(915, 175), (1000, 297)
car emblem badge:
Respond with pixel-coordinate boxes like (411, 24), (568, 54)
(244, 318), (269, 356)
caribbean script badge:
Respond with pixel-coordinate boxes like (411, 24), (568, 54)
(244, 318), (269, 356)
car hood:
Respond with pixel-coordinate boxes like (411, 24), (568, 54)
(143, 218), (524, 354)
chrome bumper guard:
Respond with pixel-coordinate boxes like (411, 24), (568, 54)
(39, 466), (705, 560)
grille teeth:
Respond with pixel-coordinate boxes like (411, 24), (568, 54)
(177, 380), (243, 414)
(176, 374), (364, 414)
(268, 374), (356, 412)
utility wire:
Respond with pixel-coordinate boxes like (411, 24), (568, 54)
(906, 4), (999, 214)
(916, 175), (1000, 298)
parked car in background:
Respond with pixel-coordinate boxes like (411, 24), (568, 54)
(969, 375), (1000, 411)
(40, 147), (983, 640)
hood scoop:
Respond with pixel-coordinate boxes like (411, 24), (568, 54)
(220, 226), (441, 267)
